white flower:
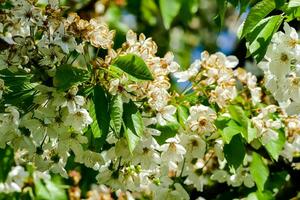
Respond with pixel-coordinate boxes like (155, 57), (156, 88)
(180, 134), (206, 160)
(156, 105), (177, 126)
(187, 104), (217, 135)
(64, 108), (93, 131)
(173, 59), (201, 82)
(160, 136), (186, 170)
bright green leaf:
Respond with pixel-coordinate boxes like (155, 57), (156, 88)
(177, 105), (189, 127)
(250, 152), (269, 191)
(288, 0), (300, 7)
(159, 0), (182, 29)
(44, 180), (67, 200)
(112, 54), (153, 80)
(246, 15), (283, 62)
(228, 105), (248, 128)
(89, 101), (101, 138)
(109, 95), (123, 135)
(222, 120), (243, 143)
(264, 129), (286, 161)
(241, 0), (276, 38)
(155, 122), (180, 145)
(53, 64), (90, 91)
(224, 134), (245, 169)
(93, 85), (110, 148)
(124, 127), (140, 153)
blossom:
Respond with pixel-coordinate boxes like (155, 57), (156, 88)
(64, 108), (93, 131)
(186, 104), (217, 135)
(160, 136), (186, 170)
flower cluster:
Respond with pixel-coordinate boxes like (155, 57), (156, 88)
(259, 22), (300, 115)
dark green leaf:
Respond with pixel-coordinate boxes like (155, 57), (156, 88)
(250, 152), (269, 191)
(53, 64), (90, 91)
(241, 0), (276, 38)
(224, 134), (245, 169)
(0, 147), (14, 182)
(264, 129), (286, 161)
(109, 95), (123, 135)
(93, 85), (110, 148)
(214, 0), (228, 29)
(159, 0), (182, 29)
(113, 54), (154, 80)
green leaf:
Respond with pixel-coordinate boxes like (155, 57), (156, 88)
(247, 122), (258, 143)
(264, 129), (286, 161)
(0, 147), (15, 182)
(228, 105), (248, 128)
(250, 152), (269, 191)
(89, 101), (101, 138)
(113, 54), (154, 81)
(123, 100), (144, 152)
(224, 134), (245, 169)
(275, 0), (286, 8)
(222, 120), (243, 144)
(93, 85), (110, 148)
(246, 15), (283, 62)
(123, 100), (144, 137)
(109, 95), (123, 135)
(177, 105), (189, 127)
(53, 64), (90, 91)
(124, 127), (140, 153)
(247, 190), (273, 200)
(241, 0), (276, 38)
(288, 0), (300, 7)
(285, 6), (300, 21)
(44, 179), (67, 200)
(35, 180), (51, 200)
(159, 0), (182, 29)
(214, 0), (228, 29)
(155, 122), (180, 145)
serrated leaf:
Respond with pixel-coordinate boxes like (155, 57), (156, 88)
(264, 129), (285, 161)
(109, 95), (123, 135)
(93, 85), (110, 148)
(224, 134), (245, 169)
(53, 64), (90, 91)
(288, 0), (300, 7)
(159, 0), (182, 29)
(246, 15), (283, 62)
(250, 152), (269, 191)
(113, 54), (154, 80)
(241, 0), (276, 38)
